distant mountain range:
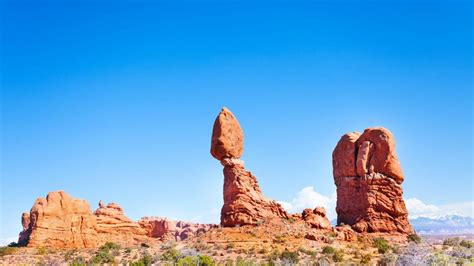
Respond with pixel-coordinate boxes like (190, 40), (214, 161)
(330, 215), (474, 235)
(410, 215), (474, 235)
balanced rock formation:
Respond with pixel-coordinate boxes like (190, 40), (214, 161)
(302, 207), (332, 230)
(94, 201), (148, 245)
(138, 217), (215, 241)
(18, 191), (98, 248)
(332, 127), (412, 234)
(211, 107), (288, 226)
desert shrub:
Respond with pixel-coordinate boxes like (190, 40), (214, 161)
(396, 243), (433, 265)
(280, 250), (299, 264)
(176, 256), (198, 266)
(449, 245), (472, 260)
(379, 252), (397, 265)
(443, 237), (460, 246)
(427, 252), (450, 265)
(226, 243), (236, 249)
(140, 243), (150, 248)
(460, 240), (473, 248)
(332, 249), (344, 262)
(360, 253), (371, 264)
(322, 245), (336, 254)
(90, 249), (115, 264)
(297, 246), (316, 256)
(160, 248), (180, 261)
(199, 255), (215, 266)
(99, 241), (120, 252)
(407, 233), (422, 244)
(0, 246), (17, 257)
(125, 247), (132, 254)
(7, 242), (19, 247)
(70, 256), (86, 266)
(37, 246), (48, 255)
(373, 237), (390, 254)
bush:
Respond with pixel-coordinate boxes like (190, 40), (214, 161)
(90, 250), (115, 264)
(198, 255), (215, 266)
(459, 240), (473, 248)
(322, 246), (336, 254)
(70, 256), (86, 266)
(140, 243), (150, 248)
(280, 250), (299, 264)
(373, 237), (390, 254)
(443, 237), (460, 246)
(379, 253), (397, 265)
(332, 249), (344, 262)
(0, 246), (17, 257)
(176, 256), (198, 266)
(160, 248), (180, 261)
(360, 253), (371, 264)
(407, 233), (422, 244)
(99, 241), (120, 252)
(7, 242), (19, 247)
(37, 246), (47, 255)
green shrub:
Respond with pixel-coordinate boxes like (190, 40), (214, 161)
(360, 253), (371, 264)
(443, 237), (460, 246)
(322, 246), (336, 254)
(199, 255), (215, 266)
(90, 249), (115, 264)
(226, 243), (236, 249)
(37, 246), (47, 255)
(332, 249), (344, 262)
(160, 248), (180, 261)
(99, 241), (120, 252)
(280, 250), (299, 264)
(407, 233), (422, 244)
(7, 242), (19, 247)
(297, 247), (316, 256)
(0, 246), (17, 257)
(460, 240), (473, 248)
(373, 237), (390, 254)
(379, 253), (397, 265)
(176, 256), (198, 266)
(70, 256), (86, 266)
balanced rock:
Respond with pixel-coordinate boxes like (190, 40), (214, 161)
(333, 127), (412, 234)
(18, 191), (98, 248)
(94, 201), (148, 244)
(211, 107), (244, 160)
(211, 108), (288, 226)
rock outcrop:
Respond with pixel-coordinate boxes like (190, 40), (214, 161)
(302, 207), (332, 230)
(211, 107), (288, 226)
(94, 201), (148, 245)
(333, 127), (412, 234)
(138, 217), (215, 241)
(18, 191), (99, 248)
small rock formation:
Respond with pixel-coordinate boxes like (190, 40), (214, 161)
(18, 191), (99, 248)
(333, 127), (413, 234)
(94, 201), (148, 244)
(138, 217), (215, 241)
(301, 207), (332, 230)
(211, 107), (288, 226)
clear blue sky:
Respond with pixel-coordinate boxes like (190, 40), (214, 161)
(1, 0), (472, 241)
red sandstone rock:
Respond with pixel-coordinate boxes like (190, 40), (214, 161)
(220, 158), (288, 226)
(138, 217), (215, 241)
(332, 132), (360, 178)
(333, 127), (412, 234)
(211, 107), (244, 160)
(18, 191), (98, 248)
(211, 107), (288, 226)
(94, 201), (148, 244)
(301, 207), (332, 230)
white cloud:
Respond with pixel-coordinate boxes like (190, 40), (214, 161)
(406, 198), (474, 219)
(278, 186), (337, 220)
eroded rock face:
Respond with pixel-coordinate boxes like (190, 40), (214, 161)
(94, 201), (148, 245)
(211, 108), (288, 226)
(301, 207), (332, 230)
(18, 191), (99, 248)
(138, 217), (215, 241)
(333, 127), (412, 234)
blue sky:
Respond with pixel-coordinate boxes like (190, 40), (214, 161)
(1, 0), (472, 242)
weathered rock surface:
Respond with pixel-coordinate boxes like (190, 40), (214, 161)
(211, 108), (288, 226)
(302, 207), (332, 230)
(333, 127), (412, 234)
(94, 201), (148, 244)
(211, 107), (244, 160)
(18, 191), (99, 248)
(138, 217), (215, 241)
